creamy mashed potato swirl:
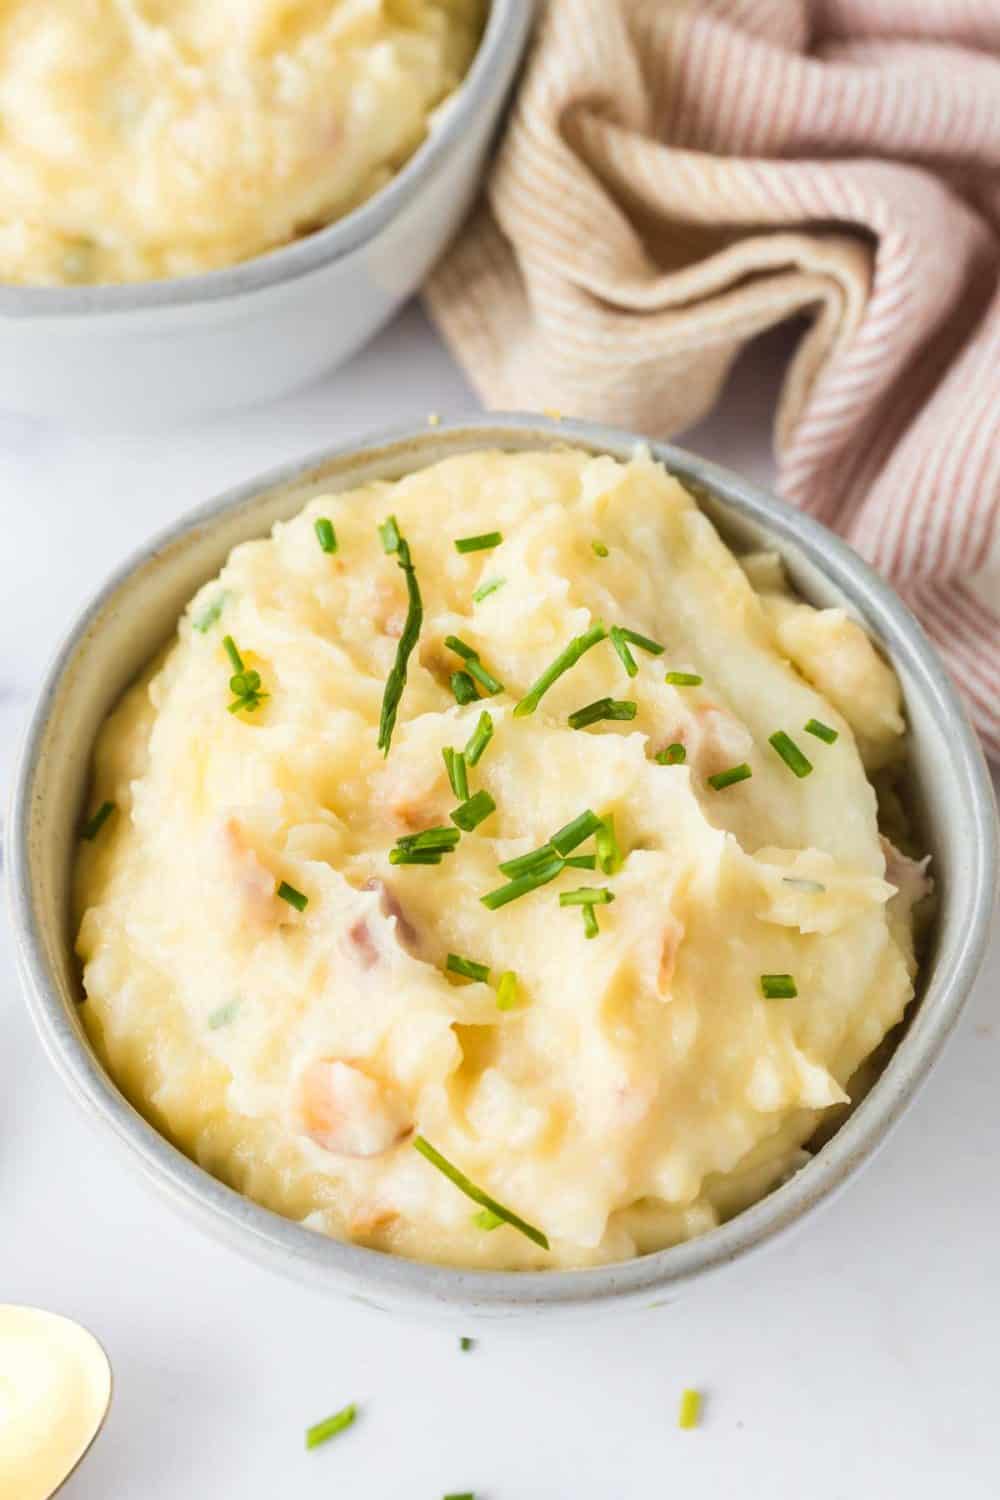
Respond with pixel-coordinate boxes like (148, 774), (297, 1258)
(0, 0), (484, 285)
(75, 448), (927, 1270)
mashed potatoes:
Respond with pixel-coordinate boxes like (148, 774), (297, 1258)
(75, 447), (928, 1270)
(0, 0), (484, 285)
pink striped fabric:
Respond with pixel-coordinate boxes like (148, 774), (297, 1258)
(427, 0), (1000, 755)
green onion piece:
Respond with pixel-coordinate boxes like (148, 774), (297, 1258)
(707, 763), (752, 791)
(314, 517), (338, 554)
(277, 881), (308, 912)
(396, 826), (461, 852)
(192, 593), (226, 633)
(595, 815), (623, 876)
(444, 637), (503, 695)
(678, 1389), (702, 1430)
(446, 953), (490, 983)
(81, 800), (116, 841)
(655, 743), (687, 765)
(609, 626), (638, 678)
(782, 876), (826, 893)
(568, 697), (637, 731)
(377, 528), (423, 755)
(621, 628), (665, 657)
(208, 1000), (239, 1030)
(768, 731), (814, 779)
(473, 1208), (503, 1231)
(451, 789), (496, 832)
(804, 718), (839, 744)
(496, 971), (520, 1011)
(460, 1337), (475, 1352)
(564, 854), (597, 869)
(464, 711), (494, 767)
(559, 887), (615, 907)
(442, 747), (469, 801)
(581, 905), (600, 939)
(389, 848), (443, 866)
(513, 622), (608, 718)
(378, 515), (401, 553)
(222, 634), (243, 673)
(473, 577), (505, 604)
(760, 973), (798, 999)
(550, 809), (602, 857)
(591, 540), (609, 558)
(413, 1136), (549, 1250)
(451, 671), (478, 705)
(665, 671), (703, 686)
(498, 845), (557, 878)
(305, 1403), (357, 1451)
(444, 635), (479, 662)
(481, 857), (565, 910)
(454, 532), (502, 554)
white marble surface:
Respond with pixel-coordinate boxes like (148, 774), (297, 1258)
(2, 306), (997, 1499)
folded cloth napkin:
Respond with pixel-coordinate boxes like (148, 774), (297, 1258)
(427, 0), (1000, 755)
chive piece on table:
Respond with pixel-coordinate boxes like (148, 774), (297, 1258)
(595, 815), (623, 876)
(550, 809), (602, 857)
(609, 626), (638, 678)
(558, 887), (615, 907)
(761, 973), (798, 999)
(451, 671), (478, 705)
(443, 1493), (476, 1500)
(581, 904), (600, 939)
(665, 671), (703, 686)
(678, 1389), (702, 1430)
(591, 540), (609, 558)
(707, 763), (752, 791)
(277, 881), (308, 912)
(568, 697), (637, 731)
(768, 730), (814, 779)
(192, 593), (226, 633)
(314, 517), (338, 554)
(446, 954), (490, 983)
(496, 971), (520, 1011)
(513, 622), (608, 718)
(460, 1337), (475, 1352)
(305, 1402), (357, 1451)
(451, 790), (496, 832)
(481, 856), (565, 911)
(443, 747), (469, 801)
(455, 531), (503, 554)
(473, 577), (505, 604)
(656, 742), (686, 765)
(804, 717), (839, 744)
(464, 711), (494, 767)
(81, 800), (116, 841)
(377, 529), (423, 756)
(413, 1135), (549, 1250)
(378, 515), (401, 554)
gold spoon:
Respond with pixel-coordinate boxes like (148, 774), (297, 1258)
(0, 1304), (112, 1500)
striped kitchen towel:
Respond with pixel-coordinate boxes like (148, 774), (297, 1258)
(427, 0), (1000, 755)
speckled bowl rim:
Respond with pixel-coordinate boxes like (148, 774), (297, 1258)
(8, 415), (997, 1316)
(0, 0), (532, 319)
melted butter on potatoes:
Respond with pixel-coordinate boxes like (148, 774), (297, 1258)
(75, 447), (927, 1270)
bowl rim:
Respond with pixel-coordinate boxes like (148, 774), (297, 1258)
(0, 0), (531, 321)
(8, 414), (998, 1314)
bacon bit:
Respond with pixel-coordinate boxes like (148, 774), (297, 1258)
(219, 817), (277, 927)
(298, 1060), (412, 1159)
(347, 918), (379, 970)
(364, 877), (419, 952)
(348, 1205), (400, 1239)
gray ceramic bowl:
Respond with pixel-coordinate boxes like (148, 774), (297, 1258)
(8, 416), (997, 1322)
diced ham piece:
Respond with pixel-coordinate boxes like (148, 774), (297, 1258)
(298, 1060), (411, 1159)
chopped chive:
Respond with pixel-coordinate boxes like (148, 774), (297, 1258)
(665, 671), (703, 686)
(782, 876), (826, 893)
(581, 905), (600, 939)
(446, 954), (490, 983)
(513, 622), (608, 718)
(192, 593), (226, 632)
(464, 711), (494, 767)
(389, 848), (443, 866)
(81, 800), (116, 841)
(568, 697), (637, 730)
(609, 626), (638, 678)
(277, 881), (308, 912)
(498, 845), (557, 878)
(760, 973), (798, 999)
(314, 517), (338, 554)
(451, 789), (496, 832)
(595, 815), (623, 876)
(444, 635), (479, 662)
(678, 1389), (702, 1430)
(564, 854), (596, 870)
(804, 718), (839, 744)
(473, 1208), (503, 1231)
(472, 577), (505, 604)
(768, 731), (813, 779)
(707, 763), (752, 791)
(222, 634), (243, 673)
(377, 527), (422, 755)
(550, 809), (602, 856)
(442, 747), (469, 801)
(396, 826), (461, 852)
(305, 1403), (357, 1450)
(378, 515), (401, 553)
(559, 887), (615, 907)
(496, 971), (520, 1011)
(655, 743), (686, 765)
(208, 1000), (239, 1030)
(451, 671), (478, 705)
(443, 1493), (475, 1499)
(591, 539), (609, 558)
(460, 1336), (475, 1352)
(413, 1135), (549, 1250)
(444, 637), (503, 695)
(222, 634), (267, 712)
(621, 628), (665, 657)
(481, 857), (565, 910)
(454, 532), (503, 554)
